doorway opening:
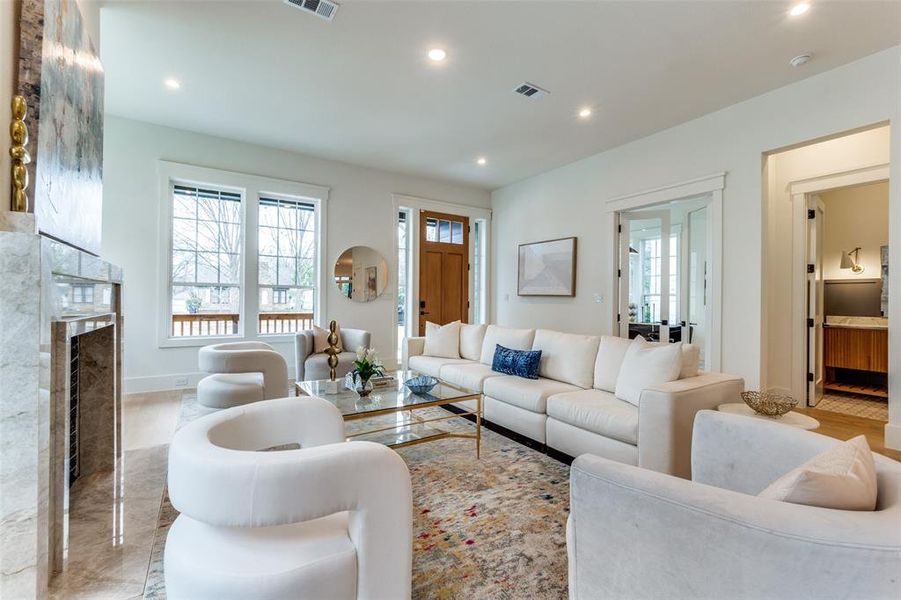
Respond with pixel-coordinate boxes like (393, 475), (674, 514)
(617, 194), (715, 369)
(762, 124), (890, 422)
(810, 181), (889, 420)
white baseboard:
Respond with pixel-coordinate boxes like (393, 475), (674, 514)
(125, 367), (299, 394)
(124, 372), (206, 394)
(885, 422), (901, 451)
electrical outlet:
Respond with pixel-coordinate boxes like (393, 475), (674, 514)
(174, 376), (188, 387)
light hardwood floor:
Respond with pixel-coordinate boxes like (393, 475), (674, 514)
(795, 406), (901, 460)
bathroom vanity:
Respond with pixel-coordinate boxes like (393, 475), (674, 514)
(823, 316), (888, 398)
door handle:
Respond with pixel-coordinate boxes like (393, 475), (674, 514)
(420, 311), (430, 316)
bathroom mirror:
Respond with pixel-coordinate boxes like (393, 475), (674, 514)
(334, 246), (389, 302)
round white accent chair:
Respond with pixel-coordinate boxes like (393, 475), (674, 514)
(196, 341), (288, 408)
(165, 397), (413, 600)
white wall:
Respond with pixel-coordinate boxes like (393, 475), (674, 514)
(490, 46), (901, 428)
(102, 116), (489, 392)
(821, 181), (889, 281)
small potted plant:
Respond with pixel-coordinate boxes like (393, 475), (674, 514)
(349, 347), (385, 397)
(185, 293), (203, 315)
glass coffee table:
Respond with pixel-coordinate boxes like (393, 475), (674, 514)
(295, 370), (482, 457)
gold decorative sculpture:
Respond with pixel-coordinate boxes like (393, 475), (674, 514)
(9, 96), (31, 213)
(325, 320), (340, 382)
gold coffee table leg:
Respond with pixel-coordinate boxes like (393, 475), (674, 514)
(476, 394), (482, 459)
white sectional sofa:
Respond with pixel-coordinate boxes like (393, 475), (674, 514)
(403, 324), (744, 478)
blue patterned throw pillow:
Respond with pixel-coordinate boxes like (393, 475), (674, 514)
(491, 344), (542, 379)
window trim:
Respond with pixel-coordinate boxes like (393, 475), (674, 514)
(157, 161), (329, 348)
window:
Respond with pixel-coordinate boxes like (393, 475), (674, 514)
(472, 220), (485, 324)
(257, 196), (316, 334)
(640, 233), (678, 323)
(396, 209), (410, 361)
(425, 217), (464, 244)
(71, 284), (94, 304)
(170, 184), (242, 337)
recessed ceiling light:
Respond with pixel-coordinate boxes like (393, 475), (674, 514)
(476, 157), (487, 166)
(790, 53), (812, 67)
(164, 78), (181, 90)
(427, 48), (447, 62)
(578, 107), (592, 118)
(789, 2), (810, 17)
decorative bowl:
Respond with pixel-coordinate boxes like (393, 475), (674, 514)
(741, 391), (797, 417)
(404, 375), (439, 395)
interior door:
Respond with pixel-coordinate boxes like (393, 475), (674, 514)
(618, 210), (671, 343)
(807, 195), (826, 405)
(419, 210), (470, 335)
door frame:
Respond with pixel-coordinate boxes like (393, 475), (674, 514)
(607, 172), (725, 371)
(807, 195), (826, 405)
(392, 194), (491, 353)
(788, 163), (890, 405)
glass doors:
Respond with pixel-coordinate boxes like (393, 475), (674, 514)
(618, 195), (711, 366)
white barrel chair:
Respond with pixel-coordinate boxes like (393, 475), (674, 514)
(196, 341), (288, 408)
(165, 397), (413, 600)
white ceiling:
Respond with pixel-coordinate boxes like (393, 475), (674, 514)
(100, 1), (901, 190)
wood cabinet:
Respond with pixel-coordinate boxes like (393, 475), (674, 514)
(823, 326), (888, 397)
(824, 327), (888, 373)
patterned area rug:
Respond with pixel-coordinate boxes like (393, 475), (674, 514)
(818, 392), (888, 421)
(144, 396), (570, 599)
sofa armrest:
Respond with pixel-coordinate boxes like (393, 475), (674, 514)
(637, 372), (744, 478)
(402, 336), (425, 370)
(568, 454), (900, 600)
(341, 328), (371, 353)
(294, 331), (314, 382)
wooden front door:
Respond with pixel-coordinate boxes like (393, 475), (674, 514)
(419, 210), (470, 335)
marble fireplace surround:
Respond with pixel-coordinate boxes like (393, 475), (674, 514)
(0, 231), (123, 598)
(43, 239), (124, 577)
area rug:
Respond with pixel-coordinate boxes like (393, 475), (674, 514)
(818, 392), (888, 421)
(144, 395), (570, 599)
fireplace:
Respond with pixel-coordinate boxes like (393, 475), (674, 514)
(42, 239), (124, 574)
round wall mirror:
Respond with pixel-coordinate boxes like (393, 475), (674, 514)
(334, 246), (389, 302)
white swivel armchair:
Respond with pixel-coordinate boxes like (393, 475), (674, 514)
(567, 410), (901, 600)
(196, 341), (288, 408)
(165, 397), (413, 600)
(295, 328), (371, 381)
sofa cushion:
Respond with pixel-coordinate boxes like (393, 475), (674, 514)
(460, 324), (487, 361)
(423, 321), (461, 358)
(532, 329), (600, 388)
(483, 375), (580, 413)
(491, 345), (542, 379)
(312, 323), (343, 353)
(643, 336), (701, 379)
(438, 362), (499, 393)
(614, 339), (683, 406)
(479, 325), (536, 365)
(547, 389), (638, 445)
(594, 335), (632, 392)
(408, 355), (470, 378)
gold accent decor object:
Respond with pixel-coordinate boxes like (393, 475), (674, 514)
(10, 96), (31, 212)
(325, 319), (340, 381)
(741, 391), (798, 417)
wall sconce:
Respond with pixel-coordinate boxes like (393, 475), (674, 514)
(840, 247), (864, 274)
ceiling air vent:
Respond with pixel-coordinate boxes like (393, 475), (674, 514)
(513, 82), (549, 99)
(284, 0), (339, 21)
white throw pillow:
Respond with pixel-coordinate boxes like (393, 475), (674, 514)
(459, 323), (487, 361)
(423, 321), (461, 359)
(614, 338), (683, 406)
(479, 325), (536, 365)
(758, 435), (878, 511)
(593, 335), (633, 392)
(532, 329), (600, 388)
(312, 324), (342, 353)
